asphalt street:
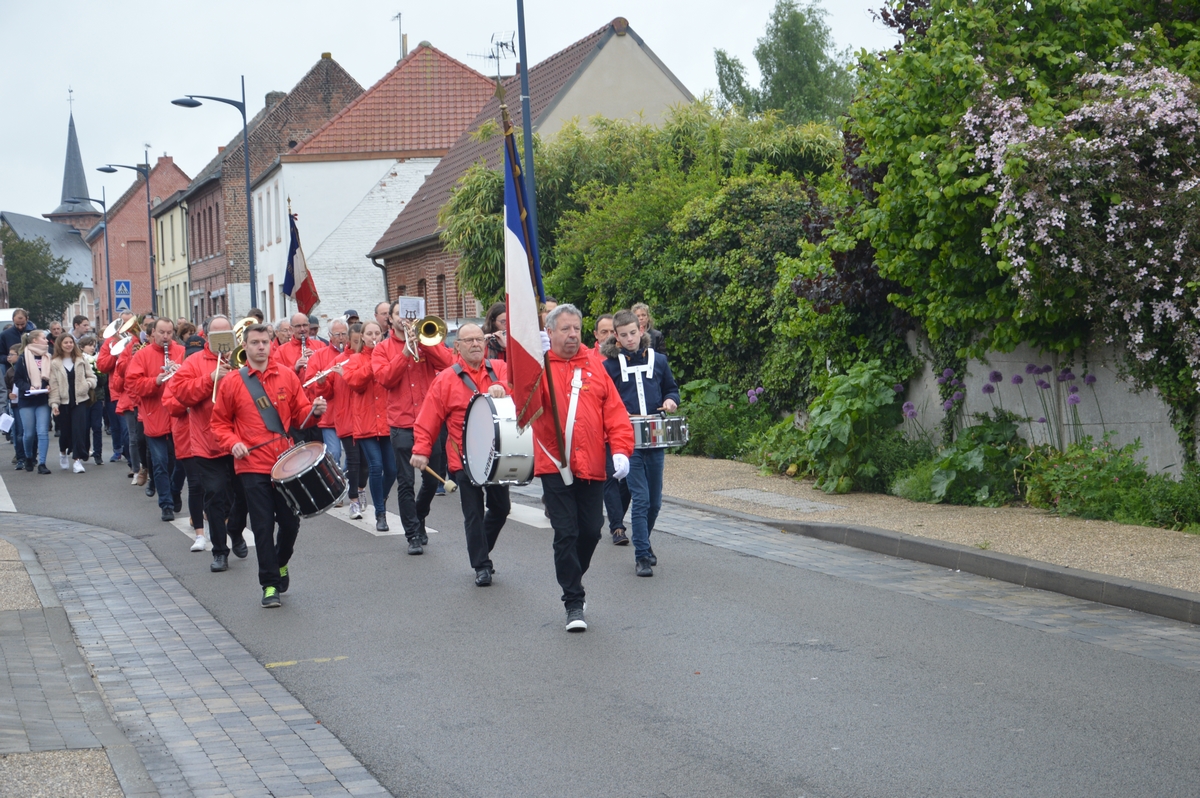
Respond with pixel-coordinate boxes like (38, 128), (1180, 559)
(7, 456), (1200, 797)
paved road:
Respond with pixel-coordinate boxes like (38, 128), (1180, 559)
(6, 458), (1200, 797)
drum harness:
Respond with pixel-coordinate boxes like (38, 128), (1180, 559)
(537, 363), (584, 486)
(618, 349), (656, 416)
(450, 361), (499, 464)
(239, 367), (288, 444)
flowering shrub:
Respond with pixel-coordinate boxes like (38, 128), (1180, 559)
(678, 378), (774, 460)
(892, 411), (1026, 506)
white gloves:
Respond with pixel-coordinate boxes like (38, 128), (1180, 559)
(540, 331), (551, 353)
(612, 453), (630, 480)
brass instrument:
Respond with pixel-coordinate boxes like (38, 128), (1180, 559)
(110, 315), (143, 357)
(404, 315), (446, 361)
(161, 342), (179, 382)
(208, 317), (257, 402)
(101, 319), (122, 339)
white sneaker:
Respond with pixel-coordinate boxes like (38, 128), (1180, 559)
(59, 453), (69, 470)
(349, 500), (363, 520)
(72, 460), (85, 473)
(190, 535), (207, 552)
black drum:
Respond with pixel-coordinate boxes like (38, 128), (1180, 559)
(270, 442), (347, 518)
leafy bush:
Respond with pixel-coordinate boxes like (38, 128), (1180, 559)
(890, 458), (938, 503)
(678, 379), (774, 460)
(747, 415), (809, 475)
(891, 411), (1026, 506)
(1025, 436), (1149, 520)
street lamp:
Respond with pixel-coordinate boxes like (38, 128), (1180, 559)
(172, 76), (256, 316)
(98, 152), (158, 314)
(67, 189), (112, 324)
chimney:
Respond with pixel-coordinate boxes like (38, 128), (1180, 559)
(321, 52), (332, 59)
(218, 146), (225, 154)
(265, 91), (287, 108)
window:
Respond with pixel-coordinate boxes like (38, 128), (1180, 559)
(437, 274), (446, 317)
(268, 276), (276, 320)
(158, 220), (165, 265)
(265, 190), (271, 246)
(275, 183), (282, 243)
(417, 278), (427, 305)
(257, 195), (264, 251)
(170, 214), (176, 260)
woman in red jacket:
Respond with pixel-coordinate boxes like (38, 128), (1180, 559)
(344, 321), (395, 532)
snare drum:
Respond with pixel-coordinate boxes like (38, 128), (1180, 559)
(630, 414), (689, 449)
(270, 442), (347, 518)
(462, 394), (534, 487)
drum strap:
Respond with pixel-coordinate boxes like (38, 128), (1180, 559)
(537, 367), (582, 486)
(451, 361), (498, 394)
(239, 367), (287, 437)
(618, 349), (655, 416)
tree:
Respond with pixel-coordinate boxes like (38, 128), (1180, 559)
(714, 0), (855, 124)
(0, 225), (82, 327)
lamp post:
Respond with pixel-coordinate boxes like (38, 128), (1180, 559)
(67, 190), (112, 324)
(172, 76), (256, 315)
(98, 152), (157, 314)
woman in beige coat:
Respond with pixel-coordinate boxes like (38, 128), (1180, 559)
(48, 334), (97, 473)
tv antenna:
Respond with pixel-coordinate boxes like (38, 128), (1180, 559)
(467, 33), (516, 80)
(392, 11), (408, 59)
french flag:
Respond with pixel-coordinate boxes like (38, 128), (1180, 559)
(502, 117), (545, 430)
(283, 213), (320, 314)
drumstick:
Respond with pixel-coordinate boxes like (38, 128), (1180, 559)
(422, 466), (458, 493)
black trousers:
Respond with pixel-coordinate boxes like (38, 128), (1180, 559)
(451, 470), (510, 570)
(57, 400), (89, 461)
(542, 473), (605, 610)
(195, 456), (247, 556)
(391, 426), (445, 541)
(123, 410), (148, 473)
(241, 472), (299, 589)
(180, 457), (206, 531)
(339, 436), (369, 499)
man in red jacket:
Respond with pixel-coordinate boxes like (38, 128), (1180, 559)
(411, 324), (511, 584)
(273, 312), (325, 375)
(97, 311), (133, 466)
(212, 325), (326, 608)
(304, 319), (351, 476)
(533, 304), (634, 633)
(125, 317), (186, 522)
(164, 315), (250, 573)
(373, 300), (453, 554)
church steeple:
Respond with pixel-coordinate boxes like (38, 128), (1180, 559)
(50, 113), (95, 215)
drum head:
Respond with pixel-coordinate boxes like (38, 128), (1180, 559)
(271, 442), (327, 480)
(464, 395), (498, 486)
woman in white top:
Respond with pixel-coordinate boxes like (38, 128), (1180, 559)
(48, 334), (97, 473)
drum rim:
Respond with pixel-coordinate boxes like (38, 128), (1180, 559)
(271, 441), (329, 481)
(462, 393), (502, 488)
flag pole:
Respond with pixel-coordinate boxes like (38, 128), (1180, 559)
(500, 97), (565, 457)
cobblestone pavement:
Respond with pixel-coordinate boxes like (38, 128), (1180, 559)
(0, 515), (390, 798)
(511, 485), (1200, 673)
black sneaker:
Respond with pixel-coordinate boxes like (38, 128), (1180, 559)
(172, 494), (183, 514)
(612, 528), (629, 546)
(261, 586), (281, 608)
(13, 460), (24, 471)
(475, 567), (492, 587)
(375, 512), (389, 532)
(161, 507), (175, 522)
(418, 529), (429, 546)
(565, 608), (587, 632)
(25, 461), (35, 472)
(94, 454), (103, 466)
(279, 565), (290, 594)
(648, 549), (657, 567)
(36, 464), (50, 475)
(231, 536), (249, 559)
(636, 558), (653, 577)
(408, 539), (423, 555)
(145, 483), (156, 497)
(210, 554), (228, 572)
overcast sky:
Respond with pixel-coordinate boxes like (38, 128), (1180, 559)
(0, 0), (897, 216)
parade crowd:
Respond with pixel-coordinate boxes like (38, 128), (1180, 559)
(0, 300), (677, 632)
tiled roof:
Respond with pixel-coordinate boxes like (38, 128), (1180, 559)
(293, 45), (494, 155)
(1, 211), (94, 289)
(368, 21), (616, 258)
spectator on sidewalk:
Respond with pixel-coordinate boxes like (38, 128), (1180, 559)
(15, 330), (53, 474)
(631, 302), (665, 353)
(78, 336), (107, 466)
(48, 333), (96, 473)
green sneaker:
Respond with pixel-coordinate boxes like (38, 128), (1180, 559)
(279, 565), (289, 594)
(261, 586), (281, 608)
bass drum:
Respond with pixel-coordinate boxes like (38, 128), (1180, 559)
(462, 394), (534, 487)
(270, 442), (347, 518)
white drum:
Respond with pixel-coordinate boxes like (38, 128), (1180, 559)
(462, 394), (534, 487)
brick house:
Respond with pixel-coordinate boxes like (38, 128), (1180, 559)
(179, 54), (363, 321)
(367, 18), (694, 316)
(251, 44), (493, 330)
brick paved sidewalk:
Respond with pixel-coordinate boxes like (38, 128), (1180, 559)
(0, 516), (390, 798)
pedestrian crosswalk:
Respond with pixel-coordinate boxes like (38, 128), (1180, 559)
(0, 470), (15, 513)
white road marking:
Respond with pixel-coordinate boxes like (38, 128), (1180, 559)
(507, 502), (552, 529)
(171, 517), (255, 550)
(0, 470), (16, 512)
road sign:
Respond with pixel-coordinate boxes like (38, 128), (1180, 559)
(114, 280), (131, 298)
(115, 296), (131, 312)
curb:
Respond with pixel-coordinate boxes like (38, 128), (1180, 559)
(662, 495), (1200, 626)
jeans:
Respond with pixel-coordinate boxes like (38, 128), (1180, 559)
(542, 473), (604, 610)
(339, 436), (368, 499)
(603, 448), (631, 532)
(19, 404), (50, 466)
(12, 403), (26, 462)
(123, 411), (143, 472)
(390, 426), (442, 541)
(626, 448), (664, 560)
(357, 436), (397, 516)
(144, 434), (176, 510)
(57, 401), (89, 462)
(241, 472), (299, 589)
(321, 427), (343, 471)
(180, 457), (205, 530)
(107, 400), (127, 461)
(452, 470), (510, 570)
(87, 400), (104, 460)
(195, 455), (247, 557)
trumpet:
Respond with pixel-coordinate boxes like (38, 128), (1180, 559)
(403, 315), (447, 361)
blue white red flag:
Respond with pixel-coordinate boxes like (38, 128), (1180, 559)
(283, 213), (320, 314)
(503, 117), (545, 430)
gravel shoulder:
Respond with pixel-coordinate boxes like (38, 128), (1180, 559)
(663, 454), (1200, 595)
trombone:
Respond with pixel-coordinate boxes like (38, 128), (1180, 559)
(209, 317), (256, 402)
(403, 315), (446, 361)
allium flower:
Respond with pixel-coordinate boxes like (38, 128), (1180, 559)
(1056, 372), (1069, 382)
(952, 391), (964, 401)
(893, 383), (904, 393)
(1037, 380), (1051, 390)
(1040, 365), (1053, 374)
(982, 384), (996, 394)
(747, 389), (755, 399)
(936, 376), (947, 385)
(1068, 385), (1080, 394)
(754, 387), (764, 395)
(1025, 363), (1038, 374)
(1067, 394), (1082, 405)
(748, 394), (757, 405)
(942, 399), (954, 411)
(1037, 417), (1047, 424)
(943, 368), (955, 379)
(989, 370), (1003, 383)
(1064, 372), (1076, 381)
(951, 379), (961, 387)
(1011, 375), (1024, 385)
(902, 401), (917, 418)
(1084, 374), (1098, 385)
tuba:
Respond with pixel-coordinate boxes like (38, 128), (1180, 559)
(109, 315), (143, 356)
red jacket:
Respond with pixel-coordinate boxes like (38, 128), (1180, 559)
(273, 336), (325, 374)
(414, 356), (509, 471)
(212, 360), (316, 475)
(372, 332), (453, 429)
(304, 345), (351, 431)
(344, 346), (390, 439)
(125, 341), (185, 437)
(533, 347), (633, 481)
(163, 347), (228, 460)
(96, 336), (120, 375)
(113, 342), (143, 414)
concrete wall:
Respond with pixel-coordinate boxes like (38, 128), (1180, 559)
(903, 332), (1188, 475)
